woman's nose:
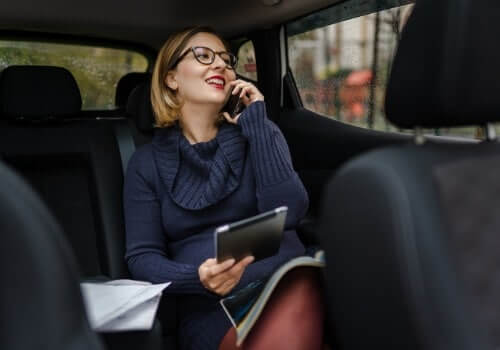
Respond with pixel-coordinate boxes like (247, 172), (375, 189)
(211, 54), (226, 69)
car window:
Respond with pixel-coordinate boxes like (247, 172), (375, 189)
(287, 0), (486, 139)
(0, 40), (148, 110)
(235, 40), (258, 81)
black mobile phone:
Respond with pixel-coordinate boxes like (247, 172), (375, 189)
(221, 86), (245, 117)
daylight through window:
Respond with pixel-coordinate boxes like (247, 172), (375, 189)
(0, 41), (148, 110)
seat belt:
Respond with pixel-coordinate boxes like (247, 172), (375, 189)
(114, 119), (136, 176)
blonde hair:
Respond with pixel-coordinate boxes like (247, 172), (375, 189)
(151, 26), (231, 127)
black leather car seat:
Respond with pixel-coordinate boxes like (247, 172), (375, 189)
(318, 0), (500, 349)
(0, 160), (104, 350)
(0, 65), (167, 350)
(0, 65), (128, 279)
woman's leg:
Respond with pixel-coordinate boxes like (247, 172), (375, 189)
(219, 327), (239, 350)
(219, 267), (324, 350)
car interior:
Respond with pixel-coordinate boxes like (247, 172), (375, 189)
(1, 0), (499, 349)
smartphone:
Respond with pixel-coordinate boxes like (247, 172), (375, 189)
(221, 86), (245, 117)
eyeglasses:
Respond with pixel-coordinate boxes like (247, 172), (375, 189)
(172, 46), (238, 70)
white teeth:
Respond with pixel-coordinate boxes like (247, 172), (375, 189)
(206, 78), (224, 85)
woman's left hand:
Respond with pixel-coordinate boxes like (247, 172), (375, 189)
(223, 79), (264, 124)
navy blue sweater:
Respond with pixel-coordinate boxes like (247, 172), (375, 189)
(124, 101), (308, 350)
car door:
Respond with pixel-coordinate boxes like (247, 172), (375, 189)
(247, 0), (483, 218)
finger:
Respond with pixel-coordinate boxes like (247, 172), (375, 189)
(230, 81), (244, 93)
(207, 263), (243, 289)
(209, 258), (235, 276)
(232, 81), (252, 95)
(239, 86), (253, 99)
(203, 258), (217, 267)
(243, 255), (255, 265)
(216, 278), (238, 296)
(198, 258), (216, 278)
(222, 111), (237, 124)
(234, 81), (263, 102)
(203, 261), (229, 280)
(233, 113), (241, 124)
(238, 255), (255, 268)
(206, 273), (230, 290)
(240, 85), (262, 102)
(238, 95), (251, 108)
(241, 94), (251, 103)
(228, 79), (240, 88)
(229, 256), (255, 276)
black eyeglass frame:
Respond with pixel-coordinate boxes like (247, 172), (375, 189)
(171, 46), (238, 70)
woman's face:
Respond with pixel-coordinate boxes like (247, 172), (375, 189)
(166, 32), (237, 110)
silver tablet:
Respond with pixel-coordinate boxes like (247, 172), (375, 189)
(215, 206), (288, 263)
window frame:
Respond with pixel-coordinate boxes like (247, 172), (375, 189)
(283, 1), (476, 138)
(283, 4), (486, 142)
(0, 31), (156, 68)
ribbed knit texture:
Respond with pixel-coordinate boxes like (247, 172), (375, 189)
(153, 122), (247, 210)
(238, 101), (295, 189)
(123, 101), (308, 350)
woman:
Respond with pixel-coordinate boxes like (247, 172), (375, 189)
(124, 26), (324, 349)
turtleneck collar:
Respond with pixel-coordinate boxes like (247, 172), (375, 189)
(152, 122), (247, 210)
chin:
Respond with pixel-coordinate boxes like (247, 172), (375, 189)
(209, 93), (228, 104)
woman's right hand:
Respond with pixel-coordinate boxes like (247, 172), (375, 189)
(198, 256), (254, 296)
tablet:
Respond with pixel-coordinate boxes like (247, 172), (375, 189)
(215, 206), (288, 263)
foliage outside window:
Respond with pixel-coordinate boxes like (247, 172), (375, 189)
(0, 41), (148, 110)
(235, 41), (258, 82)
(287, 1), (489, 139)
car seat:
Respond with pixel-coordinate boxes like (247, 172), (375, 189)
(318, 0), (500, 348)
(0, 160), (104, 350)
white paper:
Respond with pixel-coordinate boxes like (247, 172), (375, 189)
(80, 280), (170, 332)
(98, 294), (162, 332)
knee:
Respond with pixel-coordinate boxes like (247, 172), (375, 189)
(284, 267), (322, 299)
(278, 267), (324, 316)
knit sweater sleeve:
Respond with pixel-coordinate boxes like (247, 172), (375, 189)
(238, 101), (309, 228)
(123, 147), (215, 298)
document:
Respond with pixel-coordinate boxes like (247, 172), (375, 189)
(80, 279), (170, 332)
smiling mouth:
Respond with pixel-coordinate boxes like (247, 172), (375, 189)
(206, 78), (225, 89)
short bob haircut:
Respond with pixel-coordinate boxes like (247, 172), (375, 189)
(151, 26), (232, 128)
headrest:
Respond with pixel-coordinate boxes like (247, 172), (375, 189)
(385, 0), (500, 128)
(0, 65), (82, 120)
(115, 72), (151, 108)
(126, 81), (155, 133)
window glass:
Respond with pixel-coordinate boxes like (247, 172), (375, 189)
(235, 40), (258, 81)
(0, 41), (148, 110)
(287, 0), (485, 139)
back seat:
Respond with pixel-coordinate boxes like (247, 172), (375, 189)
(0, 65), (128, 279)
(0, 158), (104, 350)
(0, 65), (176, 350)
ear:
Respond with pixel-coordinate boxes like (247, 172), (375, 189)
(165, 71), (178, 90)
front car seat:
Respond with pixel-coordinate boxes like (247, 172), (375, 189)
(318, 0), (500, 349)
(0, 160), (104, 350)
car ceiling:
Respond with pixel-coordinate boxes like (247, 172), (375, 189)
(0, 0), (341, 49)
